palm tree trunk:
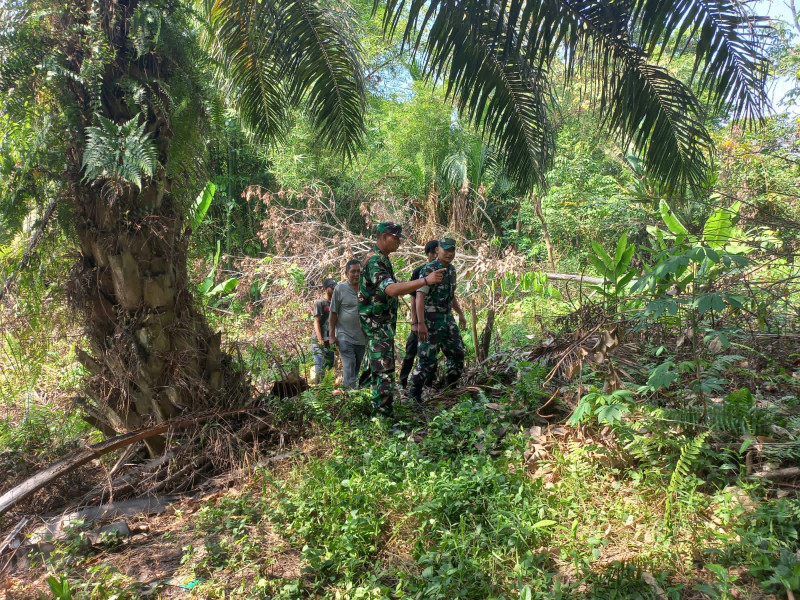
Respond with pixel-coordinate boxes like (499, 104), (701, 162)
(61, 0), (247, 453)
(68, 176), (246, 453)
(532, 194), (555, 270)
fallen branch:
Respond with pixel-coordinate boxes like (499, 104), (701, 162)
(0, 517), (29, 556)
(0, 408), (260, 518)
(545, 272), (604, 285)
(749, 467), (800, 480)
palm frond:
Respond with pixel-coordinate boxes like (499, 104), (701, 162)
(276, 0), (366, 160)
(468, 138), (495, 188)
(442, 150), (468, 190)
(387, 0), (554, 190)
(203, 0), (366, 159)
(380, 0), (769, 192)
(556, 0), (714, 191)
(203, 0), (291, 146)
(603, 56), (712, 193)
(632, 0), (770, 120)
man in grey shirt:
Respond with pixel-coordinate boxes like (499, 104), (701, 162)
(330, 259), (366, 388)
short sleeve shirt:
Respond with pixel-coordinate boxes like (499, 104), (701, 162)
(330, 281), (366, 346)
(410, 264), (425, 298)
(311, 298), (331, 342)
(418, 258), (457, 315)
(358, 245), (399, 334)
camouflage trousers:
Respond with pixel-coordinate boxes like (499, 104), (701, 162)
(409, 315), (465, 401)
(366, 322), (396, 417)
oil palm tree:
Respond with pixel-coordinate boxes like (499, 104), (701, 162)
(0, 0), (367, 448)
(0, 0), (770, 444)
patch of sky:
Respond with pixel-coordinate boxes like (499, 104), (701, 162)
(757, 0), (800, 115)
(369, 57), (416, 101)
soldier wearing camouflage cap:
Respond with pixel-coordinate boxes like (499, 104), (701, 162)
(408, 237), (467, 403)
(358, 222), (446, 417)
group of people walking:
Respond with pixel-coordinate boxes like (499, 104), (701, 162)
(310, 221), (466, 417)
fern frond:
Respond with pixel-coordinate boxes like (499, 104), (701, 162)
(82, 114), (158, 189)
(665, 431), (709, 528)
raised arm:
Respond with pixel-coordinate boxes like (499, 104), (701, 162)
(385, 268), (446, 297)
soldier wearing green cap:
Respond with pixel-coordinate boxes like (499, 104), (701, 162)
(408, 237), (467, 403)
(359, 222), (446, 417)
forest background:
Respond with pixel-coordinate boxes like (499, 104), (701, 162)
(1, 0), (800, 598)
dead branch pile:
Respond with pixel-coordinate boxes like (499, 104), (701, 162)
(0, 403), (302, 529)
(232, 186), (529, 303)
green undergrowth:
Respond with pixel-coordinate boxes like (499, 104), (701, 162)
(15, 364), (798, 599)
(31, 383), (795, 600)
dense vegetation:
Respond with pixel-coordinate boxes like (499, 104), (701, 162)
(1, 0), (799, 598)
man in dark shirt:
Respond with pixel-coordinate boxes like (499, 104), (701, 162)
(311, 278), (337, 383)
(399, 240), (439, 388)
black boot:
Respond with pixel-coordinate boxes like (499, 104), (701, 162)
(407, 380), (423, 405)
(443, 373), (460, 389)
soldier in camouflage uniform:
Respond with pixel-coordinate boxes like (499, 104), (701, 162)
(408, 237), (467, 403)
(359, 222), (445, 417)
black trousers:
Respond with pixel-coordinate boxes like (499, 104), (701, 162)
(399, 331), (437, 387)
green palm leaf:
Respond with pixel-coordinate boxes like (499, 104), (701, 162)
(202, 0), (288, 144)
(386, 0), (555, 189)
(603, 57), (711, 193)
(380, 0), (769, 192)
(203, 0), (366, 159)
(632, 0), (770, 120)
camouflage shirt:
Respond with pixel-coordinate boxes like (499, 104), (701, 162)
(418, 258), (457, 315)
(358, 245), (399, 331)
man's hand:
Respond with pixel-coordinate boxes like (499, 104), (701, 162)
(422, 268), (446, 286)
(458, 313), (466, 330)
(417, 322), (429, 342)
(330, 334), (338, 346)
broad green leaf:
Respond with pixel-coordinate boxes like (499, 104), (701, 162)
(567, 397), (593, 426)
(595, 403), (630, 425)
(591, 241), (613, 269)
(644, 360), (678, 391)
(705, 247), (720, 263)
(723, 293), (745, 309)
(618, 245), (635, 272)
(589, 255), (610, 279)
(614, 234), (628, 266)
(520, 586), (533, 600)
(190, 181), (216, 230)
(659, 199), (688, 236)
(729, 254), (749, 266)
(532, 519), (558, 529)
(210, 277), (239, 296)
(703, 202), (739, 248)
(617, 271), (635, 290)
(695, 294), (713, 314)
(710, 293), (726, 312)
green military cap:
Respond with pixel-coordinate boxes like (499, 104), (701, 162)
(376, 221), (406, 238)
(438, 237), (456, 250)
